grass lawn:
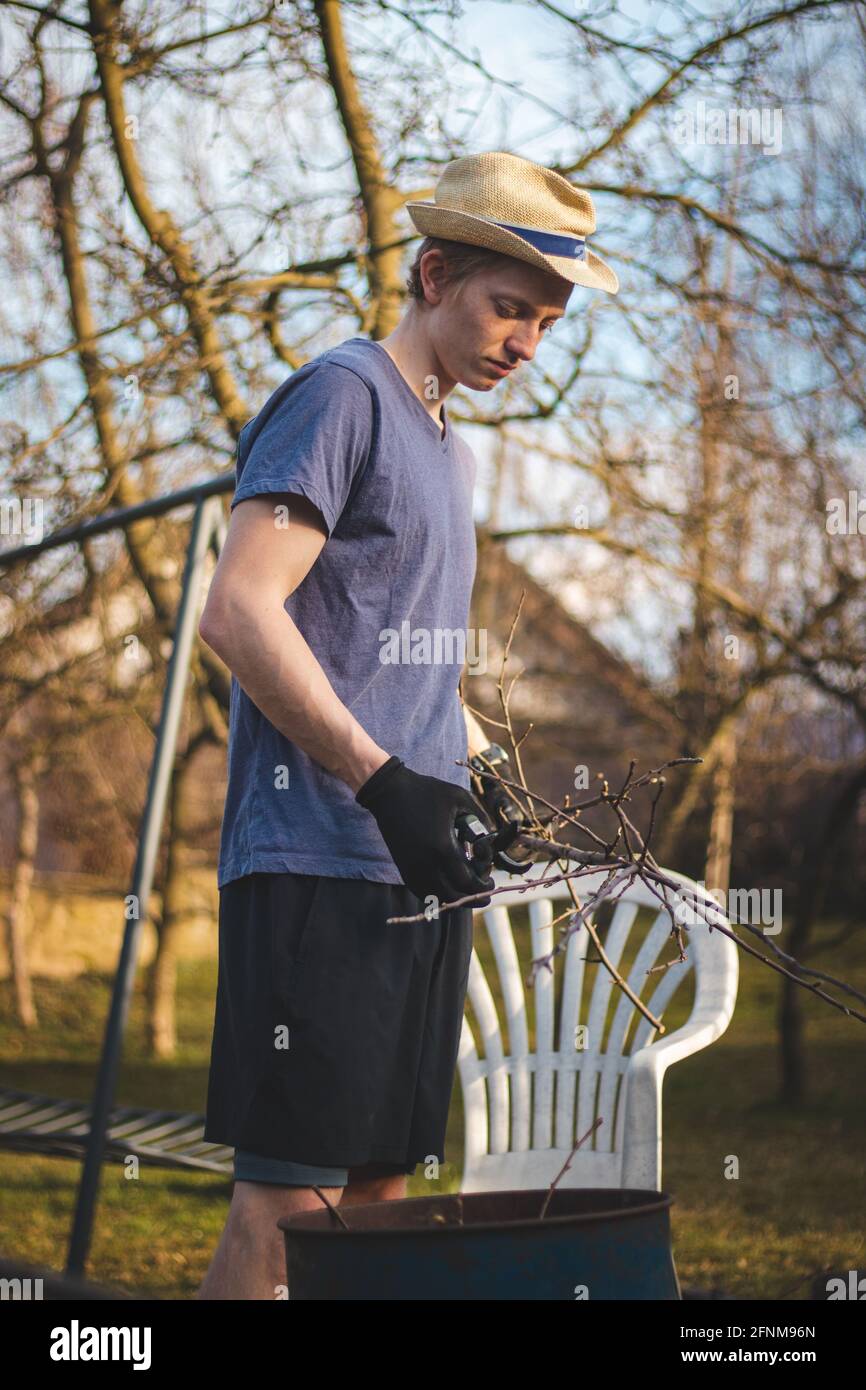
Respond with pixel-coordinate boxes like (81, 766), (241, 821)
(0, 904), (863, 1300)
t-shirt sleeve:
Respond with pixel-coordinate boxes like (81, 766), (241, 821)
(231, 362), (373, 537)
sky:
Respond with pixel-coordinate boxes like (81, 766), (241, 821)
(1, 0), (862, 686)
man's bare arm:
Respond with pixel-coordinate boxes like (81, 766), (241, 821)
(463, 703), (490, 759)
(199, 494), (390, 794)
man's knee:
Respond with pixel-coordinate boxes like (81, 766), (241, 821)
(232, 1178), (344, 1220)
(341, 1172), (407, 1204)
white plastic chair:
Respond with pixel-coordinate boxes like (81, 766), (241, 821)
(458, 863), (739, 1193)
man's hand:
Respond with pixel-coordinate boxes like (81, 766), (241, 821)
(356, 756), (497, 907)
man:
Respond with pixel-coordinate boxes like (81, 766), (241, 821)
(196, 150), (618, 1299)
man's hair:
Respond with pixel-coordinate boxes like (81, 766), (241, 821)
(406, 236), (517, 302)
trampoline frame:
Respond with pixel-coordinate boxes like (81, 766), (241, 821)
(1, 474), (235, 1275)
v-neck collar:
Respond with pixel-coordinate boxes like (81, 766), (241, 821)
(357, 338), (451, 450)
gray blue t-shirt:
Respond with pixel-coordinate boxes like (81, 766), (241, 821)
(216, 336), (479, 888)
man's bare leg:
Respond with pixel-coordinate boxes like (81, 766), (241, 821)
(196, 1171), (408, 1299)
(196, 1179), (343, 1300)
(339, 1171), (407, 1206)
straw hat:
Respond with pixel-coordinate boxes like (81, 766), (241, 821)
(405, 151), (618, 295)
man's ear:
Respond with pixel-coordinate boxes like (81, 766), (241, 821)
(419, 248), (452, 305)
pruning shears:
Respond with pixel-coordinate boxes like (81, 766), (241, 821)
(452, 743), (608, 878)
(452, 742), (538, 876)
(453, 810), (535, 876)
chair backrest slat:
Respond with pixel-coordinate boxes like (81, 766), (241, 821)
(484, 905), (531, 1150)
(528, 896), (555, 1149)
(576, 899), (639, 1144)
(465, 943), (510, 1153)
(554, 910), (590, 1148)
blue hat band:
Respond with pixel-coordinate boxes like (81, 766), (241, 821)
(491, 221), (588, 261)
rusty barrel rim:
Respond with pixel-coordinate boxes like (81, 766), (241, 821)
(278, 1187), (674, 1238)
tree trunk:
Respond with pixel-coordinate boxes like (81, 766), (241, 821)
(778, 759), (866, 1104)
(4, 759), (43, 1028)
(146, 734), (210, 1058)
(705, 719), (738, 896)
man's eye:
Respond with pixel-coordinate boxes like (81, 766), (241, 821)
(496, 302), (517, 318)
(543, 321), (556, 334)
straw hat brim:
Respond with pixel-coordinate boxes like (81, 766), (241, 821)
(404, 203), (619, 295)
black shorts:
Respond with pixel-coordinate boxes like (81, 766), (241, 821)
(202, 871), (474, 1176)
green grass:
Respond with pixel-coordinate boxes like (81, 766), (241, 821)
(1, 905), (864, 1299)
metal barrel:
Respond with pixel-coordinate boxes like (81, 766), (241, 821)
(278, 1188), (681, 1300)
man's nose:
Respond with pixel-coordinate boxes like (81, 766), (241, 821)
(502, 327), (542, 363)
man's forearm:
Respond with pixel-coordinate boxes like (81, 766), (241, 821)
(463, 703), (491, 759)
(200, 594), (390, 794)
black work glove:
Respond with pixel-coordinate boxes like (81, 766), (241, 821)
(356, 755), (496, 908)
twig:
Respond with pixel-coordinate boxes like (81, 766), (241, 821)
(397, 598), (866, 1031)
(313, 1186), (350, 1229)
(686, 895), (866, 1009)
(539, 1119), (604, 1219)
(550, 864), (668, 1035)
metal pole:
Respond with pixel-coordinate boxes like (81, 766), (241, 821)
(0, 471), (234, 568)
(209, 499), (228, 559)
(65, 494), (222, 1276)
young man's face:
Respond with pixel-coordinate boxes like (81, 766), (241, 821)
(424, 253), (573, 391)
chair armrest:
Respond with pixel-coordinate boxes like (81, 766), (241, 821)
(628, 1010), (733, 1082)
(620, 1006), (736, 1189)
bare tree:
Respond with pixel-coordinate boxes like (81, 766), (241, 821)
(1, 0), (863, 1065)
